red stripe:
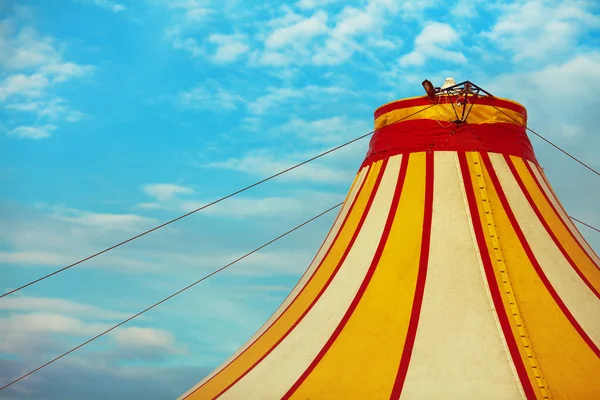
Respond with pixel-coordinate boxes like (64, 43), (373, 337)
(185, 168), (371, 399)
(389, 151), (433, 399)
(374, 96), (526, 120)
(282, 155), (410, 399)
(509, 157), (600, 299)
(211, 159), (390, 399)
(361, 120), (537, 169)
(458, 152), (537, 399)
(528, 162), (600, 268)
(268, 169), (374, 320)
(481, 153), (600, 358)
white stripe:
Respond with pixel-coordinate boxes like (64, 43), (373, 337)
(179, 167), (369, 399)
(456, 153), (526, 399)
(218, 157), (401, 399)
(490, 154), (600, 348)
(401, 152), (522, 400)
(528, 161), (600, 266)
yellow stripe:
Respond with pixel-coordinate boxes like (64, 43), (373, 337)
(491, 154), (600, 348)
(186, 161), (384, 399)
(471, 153), (600, 399)
(510, 157), (600, 294)
(222, 156), (401, 399)
(375, 104), (524, 130)
(531, 163), (600, 266)
(467, 152), (549, 399)
(289, 153), (426, 399)
(182, 168), (367, 398)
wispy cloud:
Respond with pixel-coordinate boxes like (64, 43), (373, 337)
(204, 150), (354, 184)
(0, 295), (132, 320)
(48, 206), (157, 233)
(88, 0), (127, 13)
(6, 98), (85, 121)
(0, 73), (49, 100)
(276, 115), (371, 144)
(399, 22), (467, 67)
(483, 0), (600, 62)
(7, 124), (56, 139)
(248, 84), (351, 115)
(143, 183), (195, 202)
(178, 85), (244, 111)
(163, 2), (215, 59)
(0, 312), (182, 359)
(253, 1), (404, 67)
(0, 23), (94, 85)
(1, 8), (93, 139)
(208, 33), (250, 63)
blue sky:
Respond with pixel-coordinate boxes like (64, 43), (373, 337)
(1, 0), (599, 398)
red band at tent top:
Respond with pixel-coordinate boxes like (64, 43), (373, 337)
(361, 119), (538, 168)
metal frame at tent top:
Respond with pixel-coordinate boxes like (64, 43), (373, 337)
(422, 79), (495, 100)
(421, 79), (495, 124)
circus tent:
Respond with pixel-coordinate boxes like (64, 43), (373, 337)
(180, 81), (600, 399)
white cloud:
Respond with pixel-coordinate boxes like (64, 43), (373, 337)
(183, 7), (213, 23)
(0, 22), (93, 82)
(49, 206), (157, 232)
(252, 10), (329, 67)
(484, 0), (600, 62)
(277, 115), (371, 144)
(168, 2), (214, 25)
(451, 0), (482, 18)
(265, 11), (328, 49)
(332, 6), (379, 38)
(0, 312), (181, 359)
(135, 177), (343, 219)
(0, 196), (331, 274)
(7, 124), (56, 139)
(143, 183), (195, 202)
(163, 3), (215, 59)
(1, 313), (106, 338)
(208, 33), (249, 63)
(1, 11), (92, 138)
(486, 51), (600, 141)
(256, 1), (406, 67)
(0, 296), (131, 320)
(0, 249), (173, 271)
(0, 251), (69, 265)
(0, 73), (49, 100)
(6, 97), (85, 122)
(6, 101), (39, 111)
(248, 85), (351, 115)
(88, 0), (127, 13)
(204, 151), (353, 184)
(367, 37), (398, 50)
(113, 327), (181, 354)
(171, 35), (203, 57)
(178, 85), (244, 111)
(295, 0), (342, 10)
(40, 61), (94, 83)
(0, 23), (57, 70)
(399, 22), (466, 67)
(248, 87), (303, 114)
(180, 196), (306, 218)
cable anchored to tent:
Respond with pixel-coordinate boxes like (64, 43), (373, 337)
(422, 79), (598, 177)
(570, 216), (600, 234)
(0, 202), (342, 392)
(491, 105), (599, 177)
(0, 105), (436, 299)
